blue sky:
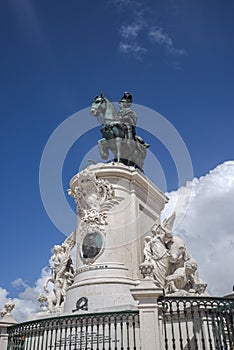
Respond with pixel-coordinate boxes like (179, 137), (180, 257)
(1, 0), (234, 306)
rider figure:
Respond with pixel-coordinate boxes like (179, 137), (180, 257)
(118, 92), (137, 140)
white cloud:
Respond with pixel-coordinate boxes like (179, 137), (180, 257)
(163, 160), (234, 296)
(0, 267), (51, 323)
(167, 47), (187, 56)
(149, 27), (173, 46)
(120, 23), (143, 39)
(111, 1), (187, 61)
(0, 288), (9, 311)
(12, 278), (28, 289)
(118, 9), (146, 59)
(149, 26), (186, 56)
(119, 41), (147, 59)
(110, 0), (139, 10)
(0, 249), (76, 323)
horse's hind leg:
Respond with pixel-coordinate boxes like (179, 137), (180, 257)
(98, 140), (109, 160)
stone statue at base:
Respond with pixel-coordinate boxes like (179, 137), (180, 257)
(0, 299), (15, 319)
(42, 231), (76, 312)
(141, 212), (208, 296)
(90, 91), (149, 170)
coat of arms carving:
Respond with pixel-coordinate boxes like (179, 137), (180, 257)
(68, 169), (115, 225)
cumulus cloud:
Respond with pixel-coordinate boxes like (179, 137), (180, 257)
(0, 287), (9, 311)
(0, 267), (51, 323)
(0, 248), (76, 322)
(12, 278), (28, 289)
(162, 161), (234, 296)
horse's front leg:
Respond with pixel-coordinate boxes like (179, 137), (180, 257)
(115, 137), (122, 162)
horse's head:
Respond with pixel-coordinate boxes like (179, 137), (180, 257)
(90, 92), (119, 125)
(90, 93), (106, 117)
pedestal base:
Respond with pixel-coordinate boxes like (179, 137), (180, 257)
(65, 163), (168, 314)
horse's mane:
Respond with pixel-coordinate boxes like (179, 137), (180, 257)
(103, 97), (118, 119)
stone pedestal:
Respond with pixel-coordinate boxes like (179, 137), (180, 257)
(0, 315), (17, 350)
(130, 279), (164, 350)
(64, 163), (168, 314)
(224, 291), (234, 298)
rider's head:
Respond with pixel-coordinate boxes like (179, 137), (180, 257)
(118, 91), (132, 109)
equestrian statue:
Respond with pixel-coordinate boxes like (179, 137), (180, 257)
(90, 92), (149, 170)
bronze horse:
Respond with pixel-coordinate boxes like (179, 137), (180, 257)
(90, 93), (148, 170)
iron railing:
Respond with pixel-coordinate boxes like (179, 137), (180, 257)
(158, 296), (234, 350)
(7, 310), (140, 350)
(7, 297), (234, 350)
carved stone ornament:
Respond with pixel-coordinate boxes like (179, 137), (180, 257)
(37, 294), (48, 311)
(81, 208), (107, 226)
(0, 299), (15, 318)
(68, 170), (115, 212)
(139, 261), (155, 280)
(72, 297), (88, 313)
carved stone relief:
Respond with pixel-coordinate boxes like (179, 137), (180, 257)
(140, 212), (208, 296)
